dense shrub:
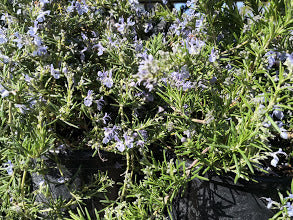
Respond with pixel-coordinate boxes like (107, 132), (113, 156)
(0, 0), (292, 218)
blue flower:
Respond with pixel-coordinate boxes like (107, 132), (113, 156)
(95, 96), (104, 111)
(116, 141), (125, 152)
(13, 32), (23, 49)
(50, 64), (60, 79)
(123, 133), (134, 149)
(0, 29), (7, 44)
(102, 113), (111, 124)
(75, 1), (89, 15)
(0, 84), (9, 98)
(33, 45), (48, 56)
(3, 160), (13, 175)
(270, 148), (287, 167)
(84, 90), (94, 107)
(28, 21), (39, 37)
(115, 17), (126, 34)
(144, 23), (153, 33)
(102, 125), (119, 144)
(209, 47), (217, 62)
(93, 42), (105, 56)
(36, 10), (50, 23)
(98, 70), (113, 88)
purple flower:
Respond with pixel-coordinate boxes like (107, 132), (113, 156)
(116, 141), (125, 152)
(4, 160), (13, 175)
(102, 113), (111, 124)
(285, 202), (293, 217)
(102, 125), (119, 144)
(186, 0), (196, 7)
(209, 47), (217, 62)
(15, 104), (28, 114)
(36, 10), (50, 23)
(28, 21), (39, 37)
(40, 0), (50, 7)
(136, 140), (145, 147)
(0, 29), (7, 44)
(0, 84), (9, 98)
(123, 133), (134, 149)
(187, 38), (205, 55)
(93, 42), (105, 56)
(263, 197), (274, 209)
(127, 17), (135, 26)
(33, 45), (48, 56)
(138, 130), (148, 140)
(115, 17), (126, 34)
(13, 32), (23, 49)
(195, 16), (204, 29)
(75, 1), (89, 15)
(95, 96), (104, 111)
(81, 32), (88, 41)
(50, 64), (60, 79)
(272, 108), (284, 120)
(84, 90), (93, 107)
(286, 53), (293, 65)
(98, 70), (113, 88)
(67, 2), (75, 13)
(144, 23), (153, 33)
(270, 148), (287, 167)
(102, 76), (113, 88)
(265, 51), (276, 69)
(280, 127), (288, 139)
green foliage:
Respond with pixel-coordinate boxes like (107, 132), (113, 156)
(0, 0), (292, 219)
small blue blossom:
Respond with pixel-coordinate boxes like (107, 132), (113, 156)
(280, 127), (288, 139)
(123, 133), (134, 149)
(93, 42), (105, 56)
(116, 141), (125, 152)
(285, 202), (293, 217)
(15, 104), (28, 114)
(28, 21), (39, 37)
(0, 84), (9, 98)
(84, 90), (94, 107)
(36, 10), (50, 23)
(209, 47), (217, 62)
(98, 70), (113, 88)
(50, 64), (60, 79)
(33, 45), (48, 56)
(263, 197), (274, 209)
(186, 38), (205, 55)
(102, 125), (119, 144)
(0, 29), (7, 44)
(115, 17), (126, 34)
(67, 2), (75, 13)
(186, 0), (196, 7)
(127, 17), (135, 26)
(3, 160), (13, 175)
(40, 0), (50, 7)
(102, 113), (111, 124)
(95, 96), (104, 111)
(75, 0), (89, 15)
(272, 108), (284, 120)
(144, 23), (153, 33)
(13, 32), (23, 49)
(270, 148), (287, 167)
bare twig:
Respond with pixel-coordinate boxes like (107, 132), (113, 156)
(185, 146), (210, 176)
